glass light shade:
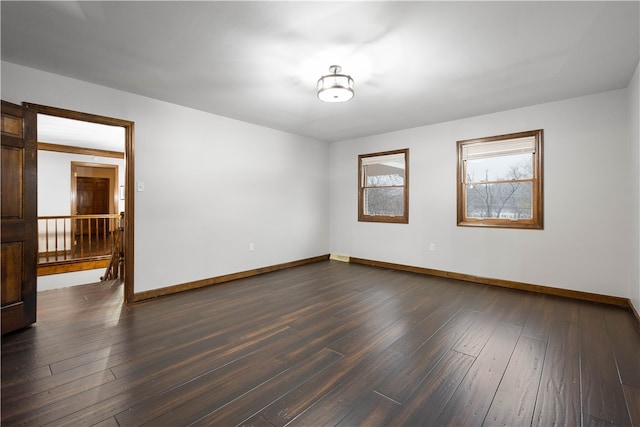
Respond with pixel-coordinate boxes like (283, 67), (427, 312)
(317, 66), (354, 103)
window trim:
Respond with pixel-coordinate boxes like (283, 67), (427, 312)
(358, 148), (409, 224)
(457, 129), (543, 229)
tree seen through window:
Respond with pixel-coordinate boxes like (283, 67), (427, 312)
(358, 149), (409, 223)
(457, 130), (543, 229)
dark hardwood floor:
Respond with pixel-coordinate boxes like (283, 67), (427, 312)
(2, 260), (639, 426)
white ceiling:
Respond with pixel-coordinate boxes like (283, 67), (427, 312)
(2, 1), (639, 143)
(37, 114), (125, 152)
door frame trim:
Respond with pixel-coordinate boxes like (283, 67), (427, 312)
(26, 103), (135, 304)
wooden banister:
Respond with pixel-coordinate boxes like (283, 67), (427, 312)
(37, 214), (122, 277)
(101, 212), (124, 281)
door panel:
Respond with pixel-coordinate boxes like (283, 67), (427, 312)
(1, 147), (24, 217)
(77, 177), (110, 215)
(76, 177), (110, 236)
(1, 243), (23, 304)
(1, 100), (37, 334)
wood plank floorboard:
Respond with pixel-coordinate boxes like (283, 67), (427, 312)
(385, 349), (477, 426)
(2, 260), (639, 426)
(375, 309), (479, 403)
(580, 303), (633, 426)
(482, 335), (547, 426)
(531, 319), (581, 426)
(433, 322), (523, 426)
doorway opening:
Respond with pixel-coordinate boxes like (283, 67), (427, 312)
(28, 103), (134, 304)
(72, 163), (119, 257)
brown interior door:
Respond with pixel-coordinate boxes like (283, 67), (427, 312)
(77, 177), (110, 216)
(76, 176), (110, 234)
(1, 100), (37, 334)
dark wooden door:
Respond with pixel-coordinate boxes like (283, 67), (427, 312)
(76, 176), (110, 236)
(1, 101), (37, 334)
(77, 177), (110, 216)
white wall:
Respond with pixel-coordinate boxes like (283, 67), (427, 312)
(330, 89), (633, 299)
(2, 61), (330, 294)
(629, 61), (640, 312)
(38, 270), (107, 292)
(38, 150), (125, 216)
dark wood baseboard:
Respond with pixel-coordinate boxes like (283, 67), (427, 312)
(37, 258), (110, 276)
(133, 254), (330, 303)
(349, 256), (631, 308)
(629, 302), (640, 334)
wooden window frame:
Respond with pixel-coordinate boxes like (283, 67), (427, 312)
(457, 129), (543, 229)
(358, 148), (409, 224)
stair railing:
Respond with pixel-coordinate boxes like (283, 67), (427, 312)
(38, 213), (121, 263)
(101, 212), (125, 281)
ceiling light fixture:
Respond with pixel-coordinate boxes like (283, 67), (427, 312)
(317, 65), (354, 103)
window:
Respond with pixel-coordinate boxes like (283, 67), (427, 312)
(457, 130), (543, 229)
(358, 148), (409, 223)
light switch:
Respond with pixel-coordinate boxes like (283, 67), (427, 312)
(137, 181), (145, 192)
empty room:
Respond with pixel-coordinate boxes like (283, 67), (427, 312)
(1, 1), (639, 426)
